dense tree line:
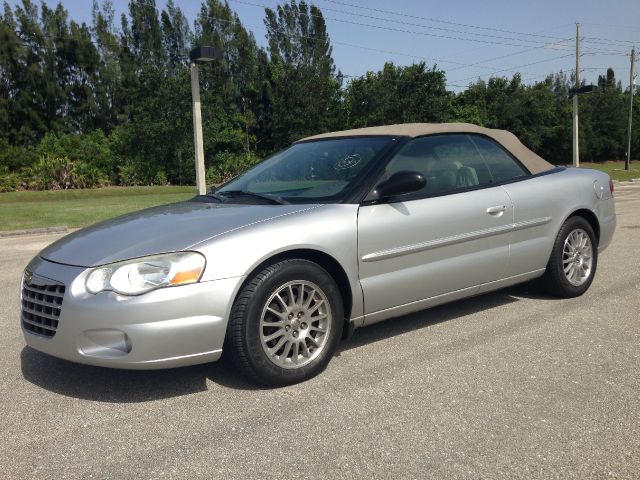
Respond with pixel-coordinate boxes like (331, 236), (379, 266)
(0, 0), (638, 191)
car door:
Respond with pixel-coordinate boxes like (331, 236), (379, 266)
(357, 134), (513, 324)
(468, 135), (554, 278)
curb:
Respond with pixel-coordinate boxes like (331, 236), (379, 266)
(0, 225), (68, 238)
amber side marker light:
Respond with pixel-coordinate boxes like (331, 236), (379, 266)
(170, 268), (203, 286)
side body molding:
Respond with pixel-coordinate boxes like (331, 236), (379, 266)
(361, 216), (552, 262)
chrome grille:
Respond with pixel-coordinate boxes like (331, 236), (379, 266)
(21, 272), (65, 338)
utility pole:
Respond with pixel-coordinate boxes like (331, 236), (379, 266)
(626, 48), (636, 171)
(573, 22), (580, 168)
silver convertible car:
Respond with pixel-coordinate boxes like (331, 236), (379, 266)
(21, 123), (616, 385)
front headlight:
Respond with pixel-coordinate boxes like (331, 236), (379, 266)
(85, 252), (206, 296)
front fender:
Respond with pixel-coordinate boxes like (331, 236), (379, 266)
(192, 204), (363, 321)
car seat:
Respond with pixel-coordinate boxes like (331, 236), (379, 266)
(456, 166), (479, 187)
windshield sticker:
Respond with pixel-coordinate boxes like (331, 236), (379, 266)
(335, 154), (361, 170)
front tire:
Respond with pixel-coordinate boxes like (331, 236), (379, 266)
(227, 259), (344, 386)
(541, 216), (598, 298)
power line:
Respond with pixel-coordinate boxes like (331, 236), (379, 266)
(445, 42), (571, 73)
(316, 0), (567, 42)
(581, 22), (640, 31)
(310, 1), (570, 47)
(315, 0), (637, 52)
(229, 0), (589, 51)
(449, 53), (574, 84)
(583, 36), (638, 48)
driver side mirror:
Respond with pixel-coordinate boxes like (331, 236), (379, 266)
(371, 171), (426, 200)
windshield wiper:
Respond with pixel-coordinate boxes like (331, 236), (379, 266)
(205, 191), (227, 202)
(217, 190), (289, 205)
(190, 191), (225, 203)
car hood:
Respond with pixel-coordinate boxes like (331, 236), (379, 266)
(39, 200), (317, 267)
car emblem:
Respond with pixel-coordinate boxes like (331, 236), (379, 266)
(24, 270), (33, 286)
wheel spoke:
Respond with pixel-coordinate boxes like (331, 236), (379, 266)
(262, 319), (285, 330)
(268, 336), (287, 355)
(263, 328), (285, 343)
(577, 236), (585, 249)
(300, 341), (311, 358)
(281, 340), (293, 359)
(309, 324), (327, 333)
(275, 293), (288, 310)
(303, 288), (317, 309)
(266, 307), (286, 320)
(287, 285), (297, 306)
(310, 298), (325, 314)
(572, 265), (581, 282)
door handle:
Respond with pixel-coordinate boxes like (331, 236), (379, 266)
(486, 205), (507, 215)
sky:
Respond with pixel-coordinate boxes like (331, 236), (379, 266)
(8, 0), (640, 92)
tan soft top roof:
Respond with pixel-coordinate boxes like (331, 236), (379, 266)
(298, 123), (554, 174)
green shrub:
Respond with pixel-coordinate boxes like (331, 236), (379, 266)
(28, 154), (108, 190)
(153, 170), (168, 185)
(0, 141), (38, 171)
(36, 130), (116, 184)
(118, 163), (144, 186)
(0, 166), (25, 192)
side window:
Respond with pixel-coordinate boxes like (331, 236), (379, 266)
(383, 134), (493, 196)
(470, 135), (529, 182)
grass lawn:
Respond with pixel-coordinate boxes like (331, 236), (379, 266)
(568, 161), (640, 182)
(2, 162), (638, 232)
(0, 186), (195, 232)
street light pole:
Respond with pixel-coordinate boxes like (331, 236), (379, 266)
(188, 46), (222, 195)
(190, 62), (207, 195)
(626, 48), (636, 171)
(573, 22), (580, 168)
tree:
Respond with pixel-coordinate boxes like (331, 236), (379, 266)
(263, 0), (342, 150)
(91, 0), (121, 131)
(345, 62), (450, 128)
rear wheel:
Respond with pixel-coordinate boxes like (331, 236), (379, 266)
(541, 216), (598, 297)
(227, 259), (343, 386)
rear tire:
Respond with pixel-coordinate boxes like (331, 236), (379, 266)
(540, 216), (598, 298)
(227, 259), (343, 386)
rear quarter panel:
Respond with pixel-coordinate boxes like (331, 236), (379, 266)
(502, 167), (614, 277)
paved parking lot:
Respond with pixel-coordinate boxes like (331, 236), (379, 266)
(1, 184), (639, 479)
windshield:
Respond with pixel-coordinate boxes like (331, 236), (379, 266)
(218, 136), (394, 203)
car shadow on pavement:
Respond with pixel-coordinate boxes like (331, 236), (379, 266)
(339, 289), (518, 353)
(20, 346), (262, 402)
(21, 283), (558, 400)
(339, 282), (563, 353)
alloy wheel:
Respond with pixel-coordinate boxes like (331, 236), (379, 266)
(562, 228), (594, 286)
(259, 280), (332, 369)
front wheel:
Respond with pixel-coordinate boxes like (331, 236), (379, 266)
(227, 259), (343, 386)
(541, 216), (598, 298)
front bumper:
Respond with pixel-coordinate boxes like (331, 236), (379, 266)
(22, 256), (242, 369)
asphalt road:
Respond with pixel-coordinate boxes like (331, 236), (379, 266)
(1, 184), (639, 480)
